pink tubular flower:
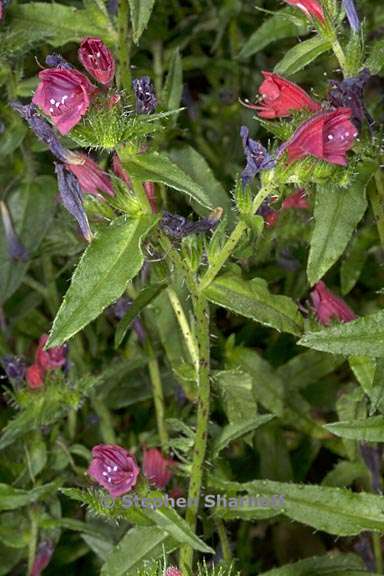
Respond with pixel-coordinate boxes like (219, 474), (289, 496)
(282, 189), (310, 210)
(26, 364), (45, 390)
(66, 154), (114, 197)
(143, 448), (175, 489)
(165, 568), (183, 576)
(283, 0), (325, 23)
(31, 540), (55, 576)
(32, 68), (96, 135)
(310, 281), (357, 326)
(35, 335), (67, 371)
(88, 444), (140, 497)
(280, 108), (358, 166)
(78, 37), (115, 86)
(242, 72), (320, 119)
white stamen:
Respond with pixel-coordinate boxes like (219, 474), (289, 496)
(106, 466), (112, 472)
(96, 51), (101, 58)
(49, 107), (54, 113)
(102, 471), (108, 476)
(55, 102), (60, 108)
(113, 465), (118, 472)
(50, 98), (56, 104)
(328, 135), (334, 141)
(108, 477), (112, 483)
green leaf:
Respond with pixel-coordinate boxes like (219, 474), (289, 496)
(299, 310), (384, 358)
(366, 37), (384, 74)
(163, 48), (183, 113)
(258, 553), (367, 576)
(307, 163), (376, 285)
(128, 0), (156, 43)
(119, 151), (217, 210)
(322, 461), (367, 488)
(47, 215), (157, 348)
(142, 497), (214, 554)
(100, 526), (175, 576)
(204, 273), (304, 336)
(114, 282), (167, 348)
(340, 227), (375, 295)
(274, 36), (331, 76)
(0, 177), (57, 304)
(276, 350), (344, 390)
(237, 10), (307, 60)
(212, 415), (274, 457)
(0, 482), (58, 511)
(227, 347), (325, 437)
(210, 476), (384, 535)
(325, 416), (384, 442)
(168, 146), (232, 219)
(213, 370), (258, 424)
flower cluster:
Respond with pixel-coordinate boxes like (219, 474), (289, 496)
(88, 444), (176, 497)
(26, 334), (67, 390)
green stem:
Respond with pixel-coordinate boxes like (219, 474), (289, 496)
(180, 293), (210, 572)
(144, 338), (169, 452)
(167, 287), (199, 372)
(330, 35), (347, 73)
(152, 40), (163, 96)
(42, 253), (59, 317)
(373, 533), (383, 573)
(215, 519), (233, 563)
(369, 171), (384, 247)
(199, 185), (272, 291)
(117, 0), (132, 92)
(27, 509), (38, 576)
(92, 396), (116, 444)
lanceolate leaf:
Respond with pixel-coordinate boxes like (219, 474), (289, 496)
(119, 150), (216, 210)
(210, 477), (384, 535)
(276, 350), (345, 390)
(274, 36), (331, 76)
(307, 162), (377, 285)
(299, 310), (384, 358)
(212, 415), (274, 457)
(0, 482), (58, 511)
(128, 0), (156, 44)
(100, 526), (175, 576)
(47, 215), (158, 348)
(237, 10), (307, 60)
(325, 416), (384, 442)
(213, 370), (258, 424)
(204, 273), (304, 336)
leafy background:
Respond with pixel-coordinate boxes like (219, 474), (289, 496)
(1, 0), (384, 575)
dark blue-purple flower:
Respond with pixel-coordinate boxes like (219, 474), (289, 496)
(45, 54), (73, 69)
(55, 163), (92, 243)
(342, 0), (360, 32)
(240, 126), (275, 187)
(112, 297), (146, 343)
(132, 76), (157, 114)
(160, 208), (222, 240)
(360, 443), (382, 494)
(328, 68), (372, 130)
(0, 201), (28, 262)
(0, 356), (26, 382)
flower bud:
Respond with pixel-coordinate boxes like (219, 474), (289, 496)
(78, 37), (116, 86)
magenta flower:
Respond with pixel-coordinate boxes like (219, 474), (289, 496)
(31, 540), (55, 576)
(310, 281), (357, 326)
(26, 364), (45, 390)
(66, 154), (114, 197)
(88, 444), (140, 497)
(78, 37), (116, 86)
(282, 189), (310, 210)
(279, 109), (358, 166)
(143, 448), (175, 489)
(35, 334), (67, 371)
(165, 568), (182, 576)
(32, 68), (96, 135)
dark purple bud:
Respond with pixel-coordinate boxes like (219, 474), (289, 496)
(0, 355), (26, 382)
(160, 208), (222, 240)
(45, 54), (73, 69)
(55, 163), (92, 243)
(11, 102), (74, 162)
(360, 442), (383, 493)
(240, 126), (275, 188)
(112, 297), (146, 343)
(107, 0), (118, 16)
(328, 69), (372, 130)
(31, 540), (55, 576)
(342, 0), (360, 32)
(132, 76), (157, 114)
(354, 533), (376, 573)
(276, 247), (301, 272)
(0, 202), (29, 262)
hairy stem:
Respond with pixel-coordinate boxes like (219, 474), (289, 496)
(145, 337), (169, 452)
(117, 0), (132, 92)
(180, 292), (210, 572)
(369, 171), (384, 247)
(167, 286), (199, 372)
(216, 519), (233, 563)
(199, 185), (272, 291)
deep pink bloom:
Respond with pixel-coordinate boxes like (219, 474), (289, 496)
(143, 448), (175, 489)
(310, 281), (357, 326)
(242, 72), (320, 119)
(78, 37), (116, 86)
(32, 68), (96, 135)
(143, 181), (158, 212)
(282, 189), (310, 210)
(280, 108), (358, 166)
(26, 364), (45, 390)
(165, 568), (182, 576)
(88, 444), (140, 497)
(66, 154), (114, 197)
(283, 0), (325, 23)
(31, 540), (55, 576)
(35, 334), (67, 371)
